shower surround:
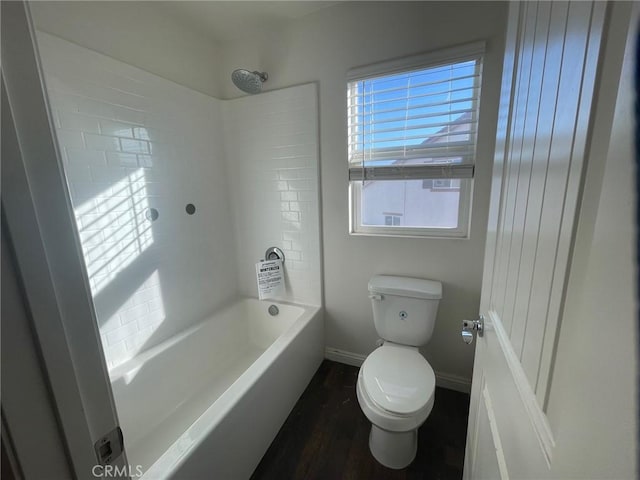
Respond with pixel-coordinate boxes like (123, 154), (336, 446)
(224, 86), (322, 306)
(37, 32), (236, 368)
(36, 32), (322, 477)
(37, 32), (321, 367)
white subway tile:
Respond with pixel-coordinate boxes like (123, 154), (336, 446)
(281, 211), (300, 222)
(106, 321), (139, 345)
(280, 191), (297, 201)
(120, 138), (150, 154)
(287, 179), (314, 191)
(136, 311), (161, 329)
(281, 231), (300, 241)
(300, 168), (316, 179)
(281, 220), (301, 231)
(288, 202), (301, 212)
(90, 165), (128, 183)
(278, 169), (301, 181)
(120, 303), (150, 325)
(106, 151), (138, 168)
(78, 229), (104, 247)
(106, 341), (128, 361)
(58, 111), (101, 133)
(56, 129), (85, 149)
(84, 133), (121, 151)
(123, 336), (145, 353)
(147, 297), (164, 313)
(286, 156), (315, 169)
(99, 315), (123, 335)
(289, 240), (308, 252)
(137, 154), (154, 168)
(274, 181), (289, 191)
(72, 182), (111, 201)
(100, 119), (135, 138)
(134, 286), (162, 304)
(297, 191), (317, 202)
(66, 148), (106, 166)
(65, 165), (92, 183)
(132, 126), (150, 140)
(284, 250), (301, 261)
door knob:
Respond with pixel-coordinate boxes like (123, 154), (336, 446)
(461, 315), (484, 344)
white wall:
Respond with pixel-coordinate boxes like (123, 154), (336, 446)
(37, 33), (238, 368)
(223, 84), (322, 306)
(31, 1), (223, 98)
(545, 2), (638, 477)
(220, 1), (508, 383)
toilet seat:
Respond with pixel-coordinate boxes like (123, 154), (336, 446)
(361, 344), (435, 416)
(357, 344), (435, 432)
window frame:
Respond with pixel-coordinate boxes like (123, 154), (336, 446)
(347, 42), (484, 239)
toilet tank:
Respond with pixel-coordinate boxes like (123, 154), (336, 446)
(368, 275), (442, 347)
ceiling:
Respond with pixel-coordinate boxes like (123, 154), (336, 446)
(159, 1), (339, 44)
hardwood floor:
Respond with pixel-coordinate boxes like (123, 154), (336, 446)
(251, 360), (470, 480)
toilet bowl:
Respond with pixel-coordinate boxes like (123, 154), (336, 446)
(356, 342), (435, 469)
(356, 275), (441, 469)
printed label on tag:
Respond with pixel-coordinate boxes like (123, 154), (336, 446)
(255, 259), (285, 300)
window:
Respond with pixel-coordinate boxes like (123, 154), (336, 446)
(422, 179), (457, 190)
(347, 42), (484, 238)
(384, 214), (402, 226)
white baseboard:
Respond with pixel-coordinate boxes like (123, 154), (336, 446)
(432, 371), (472, 394)
(324, 347), (472, 394)
(324, 347), (366, 367)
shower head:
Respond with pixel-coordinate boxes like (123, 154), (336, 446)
(231, 69), (268, 94)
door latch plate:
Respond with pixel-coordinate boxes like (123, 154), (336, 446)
(94, 426), (124, 465)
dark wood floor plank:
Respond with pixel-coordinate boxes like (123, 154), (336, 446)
(251, 360), (470, 480)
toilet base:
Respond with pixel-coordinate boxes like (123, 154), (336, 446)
(368, 424), (418, 469)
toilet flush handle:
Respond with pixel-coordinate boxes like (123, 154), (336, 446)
(368, 294), (383, 301)
(461, 315), (484, 344)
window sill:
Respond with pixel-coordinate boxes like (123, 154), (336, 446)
(348, 230), (470, 240)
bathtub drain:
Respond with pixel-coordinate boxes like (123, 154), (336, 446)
(268, 305), (279, 316)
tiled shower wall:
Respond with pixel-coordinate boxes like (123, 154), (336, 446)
(224, 85), (321, 306)
(37, 33), (238, 368)
(37, 33), (321, 368)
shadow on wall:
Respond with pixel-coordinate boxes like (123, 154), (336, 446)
(68, 147), (240, 371)
(72, 162), (168, 366)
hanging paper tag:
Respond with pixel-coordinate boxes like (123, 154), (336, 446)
(255, 259), (285, 300)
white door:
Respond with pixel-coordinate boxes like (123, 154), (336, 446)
(2, 2), (128, 477)
(464, 1), (636, 479)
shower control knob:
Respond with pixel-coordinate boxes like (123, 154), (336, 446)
(461, 330), (474, 345)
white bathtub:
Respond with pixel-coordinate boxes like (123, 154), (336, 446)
(109, 298), (323, 479)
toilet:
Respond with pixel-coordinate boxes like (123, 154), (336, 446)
(356, 275), (442, 469)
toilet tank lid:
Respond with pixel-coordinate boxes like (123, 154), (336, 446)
(368, 275), (442, 299)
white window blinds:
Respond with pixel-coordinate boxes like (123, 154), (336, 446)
(347, 43), (484, 182)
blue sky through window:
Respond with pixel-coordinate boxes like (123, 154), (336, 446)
(349, 59), (477, 165)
